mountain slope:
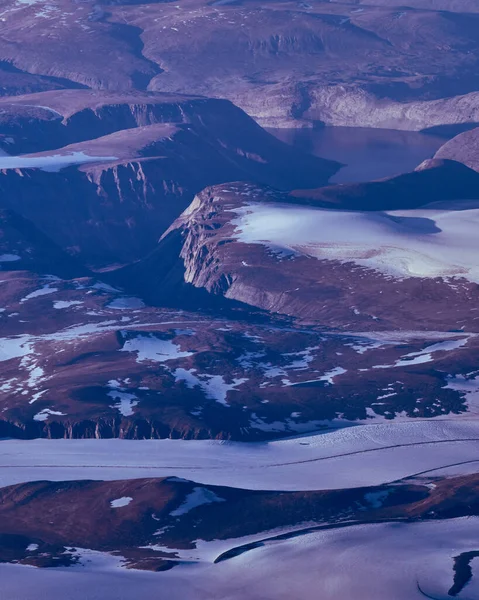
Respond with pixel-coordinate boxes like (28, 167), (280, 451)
(127, 179), (479, 331)
(434, 126), (479, 172)
(0, 91), (338, 267)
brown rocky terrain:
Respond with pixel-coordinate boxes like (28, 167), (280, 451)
(434, 126), (479, 171)
(0, 91), (478, 441)
(0, 91), (338, 267)
(0, 473), (476, 570)
(3, 200), (479, 440)
(1, 1), (479, 596)
(1, 0), (479, 129)
(126, 180), (479, 332)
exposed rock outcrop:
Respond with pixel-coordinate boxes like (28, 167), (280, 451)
(130, 180), (479, 331)
(0, 92), (338, 267)
(3, 0), (479, 128)
(434, 126), (479, 171)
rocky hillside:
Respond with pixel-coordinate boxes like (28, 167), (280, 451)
(2, 108), (479, 440)
(2, 0), (479, 128)
(128, 178), (479, 331)
(434, 126), (479, 171)
(0, 91), (338, 267)
(0, 473), (476, 570)
(3, 200), (479, 440)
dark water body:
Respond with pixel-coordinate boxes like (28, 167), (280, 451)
(268, 126), (450, 184)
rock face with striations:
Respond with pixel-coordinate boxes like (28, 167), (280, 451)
(128, 177), (479, 331)
(0, 91), (338, 267)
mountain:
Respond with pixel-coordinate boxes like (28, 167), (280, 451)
(2, 1), (479, 129)
(2, 1), (479, 598)
(0, 91), (338, 267)
(2, 199), (478, 440)
(125, 178), (479, 331)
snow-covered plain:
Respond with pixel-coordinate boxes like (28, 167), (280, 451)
(1, 419), (478, 490)
(231, 201), (479, 281)
(1, 518), (477, 600)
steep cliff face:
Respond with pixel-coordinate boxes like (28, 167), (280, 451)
(2, 165), (479, 441)
(238, 84), (479, 131)
(136, 181), (479, 332)
(0, 92), (338, 267)
(0, 91), (256, 153)
(301, 87), (479, 132)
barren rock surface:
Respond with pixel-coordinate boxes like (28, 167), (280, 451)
(1, 0), (479, 127)
(0, 91), (337, 267)
(138, 180), (479, 331)
(435, 126), (479, 171)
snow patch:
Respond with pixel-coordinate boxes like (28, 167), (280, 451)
(21, 285), (58, 302)
(110, 497), (132, 509)
(174, 369), (247, 406)
(107, 389), (138, 417)
(107, 297), (145, 310)
(374, 336), (470, 369)
(33, 408), (65, 422)
(0, 254), (20, 262)
(0, 152), (117, 172)
(170, 487), (225, 517)
(444, 372), (479, 413)
(231, 202), (479, 282)
(53, 300), (83, 309)
(120, 333), (193, 363)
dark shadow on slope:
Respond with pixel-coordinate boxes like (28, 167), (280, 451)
(422, 122), (479, 137)
(290, 159), (479, 211)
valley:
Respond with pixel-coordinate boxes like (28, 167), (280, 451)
(1, 0), (479, 598)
